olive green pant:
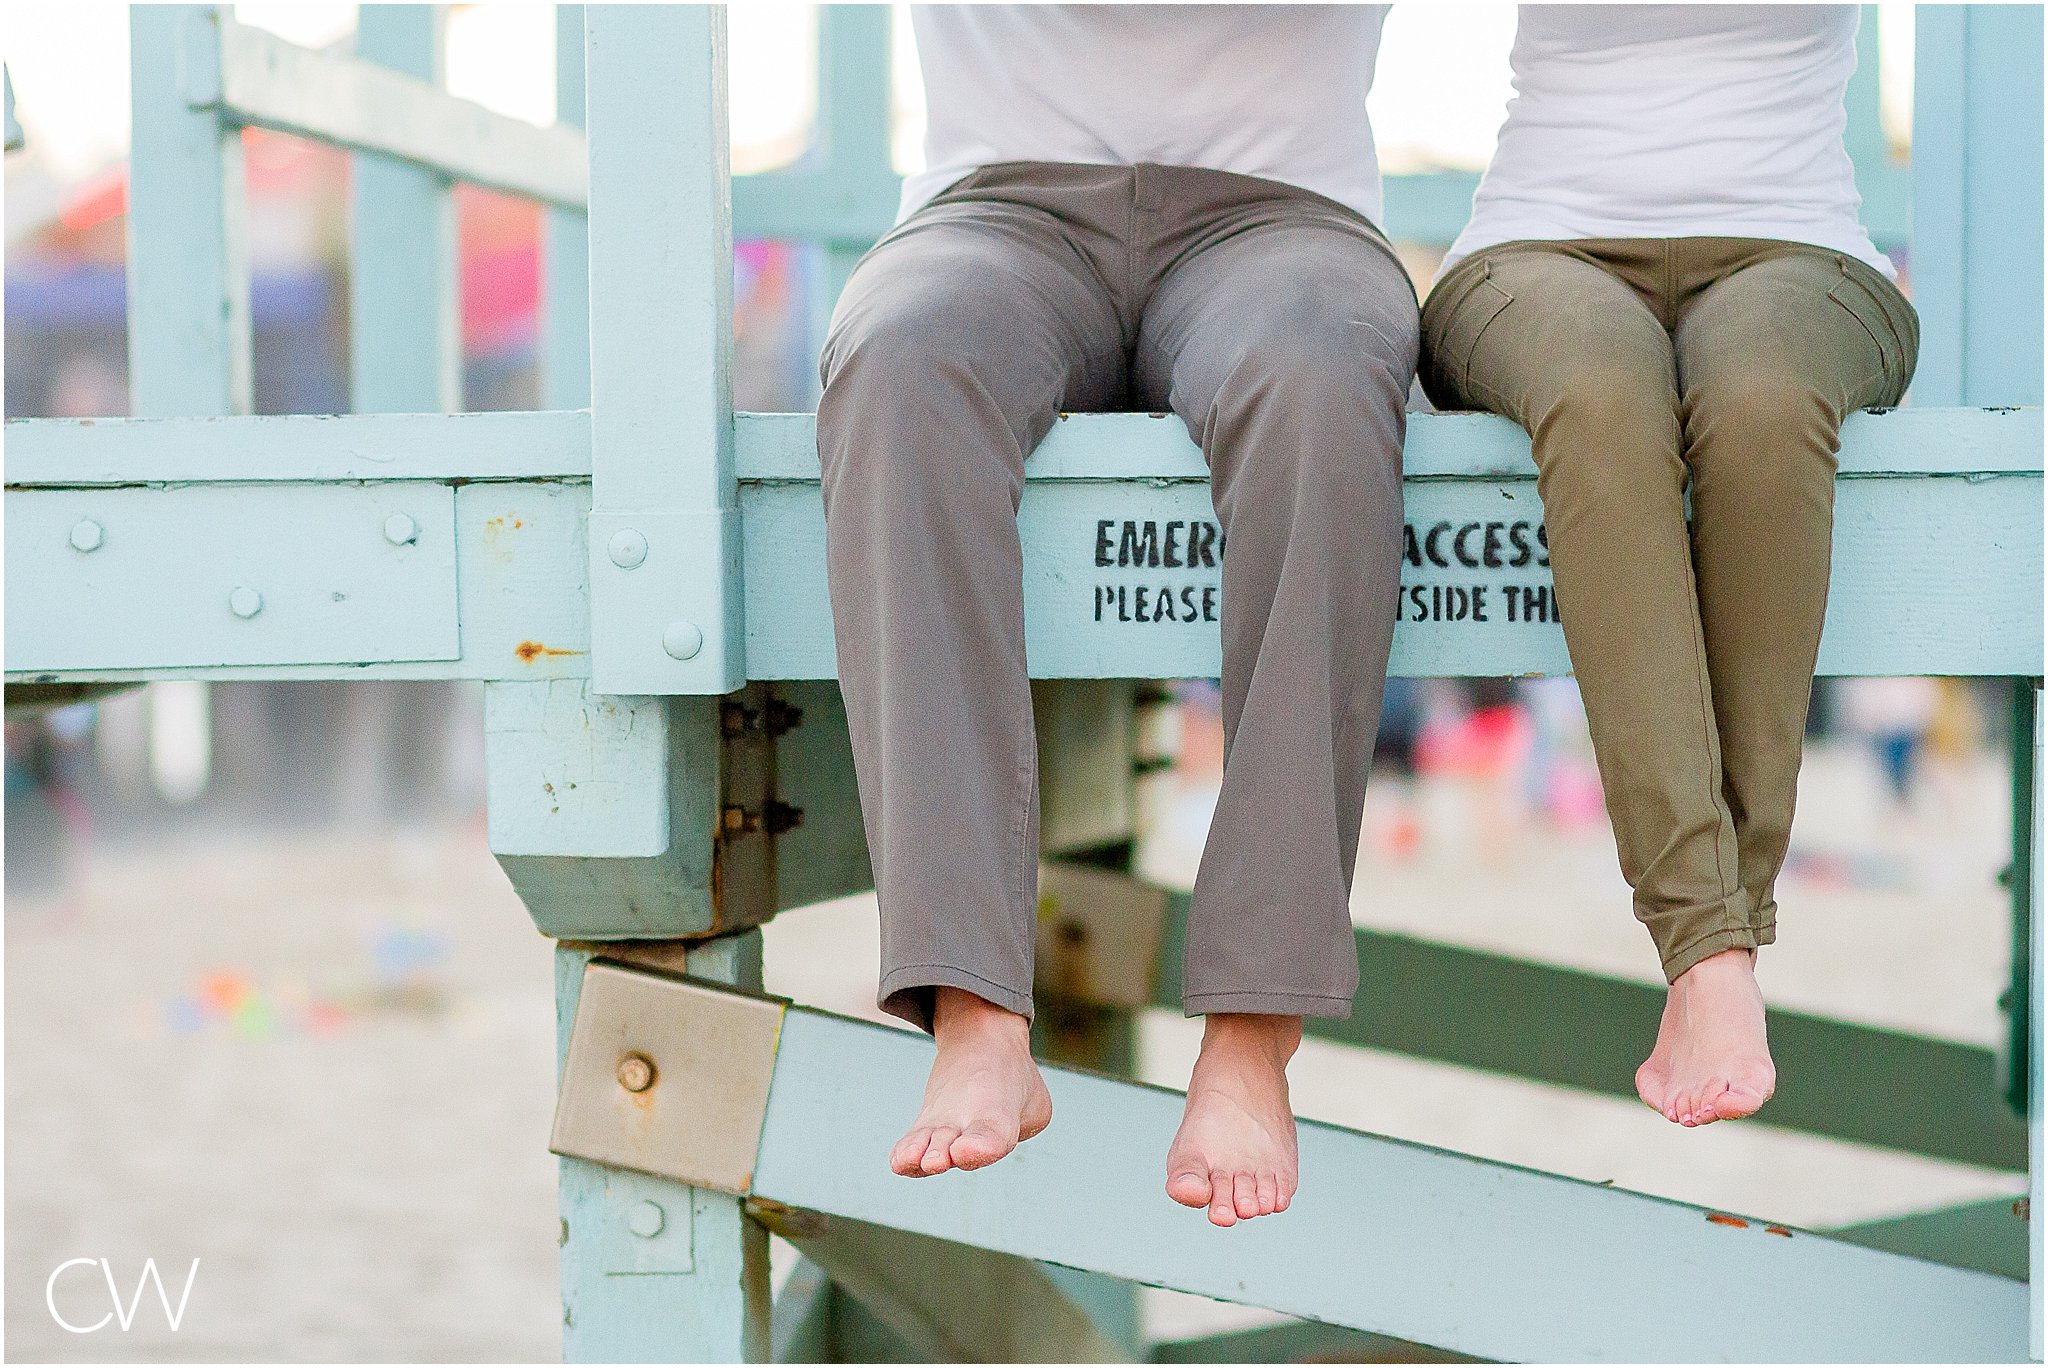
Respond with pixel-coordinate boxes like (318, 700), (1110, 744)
(1420, 238), (1918, 981)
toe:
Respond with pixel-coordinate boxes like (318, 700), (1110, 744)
(1276, 1175), (1294, 1213)
(891, 1129), (932, 1177)
(920, 1126), (961, 1174)
(1233, 1171), (1260, 1219)
(1207, 1170), (1238, 1227)
(1256, 1171), (1279, 1216)
(950, 1123), (1012, 1171)
(1166, 1168), (1212, 1209)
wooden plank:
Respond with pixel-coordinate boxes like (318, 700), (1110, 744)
(1829, 1196), (2030, 1281)
(8, 411), (2040, 683)
(188, 13), (588, 208)
(1148, 1317), (1478, 1364)
(555, 938), (772, 1362)
(127, 6), (249, 419)
(348, 5), (459, 415)
(1149, 906), (2029, 1173)
(583, 3), (742, 694)
(749, 1205), (1131, 1363)
(543, 5), (591, 411)
(733, 407), (2048, 481)
(734, 990), (2030, 1364)
(3, 410), (591, 485)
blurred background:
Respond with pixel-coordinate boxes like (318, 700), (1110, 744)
(4, 3), (2028, 1362)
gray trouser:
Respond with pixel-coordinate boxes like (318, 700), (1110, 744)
(817, 162), (1419, 1031)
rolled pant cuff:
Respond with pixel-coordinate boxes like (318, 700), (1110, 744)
(1658, 922), (1776, 984)
(878, 964), (1035, 1035)
(1182, 989), (1355, 1019)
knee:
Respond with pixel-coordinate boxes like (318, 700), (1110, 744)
(1208, 323), (1414, 487)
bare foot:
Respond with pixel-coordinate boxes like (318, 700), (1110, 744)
(1164, 1014), (1302, 1227)
(1635, 948), (1776, 1127)
(889, 987), (1052, 1177)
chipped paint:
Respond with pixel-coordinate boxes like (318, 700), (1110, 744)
(1706, 1213), (1750, 1229)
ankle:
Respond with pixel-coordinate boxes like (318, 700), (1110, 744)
(1200, 1012), (1302, 1067)
(1677, 947), (1757, 987)
(931, 986), (1031, 1047)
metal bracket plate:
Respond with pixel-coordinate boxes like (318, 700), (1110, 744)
(6, 483), (459, 671)
(550, 961), (786, 1195)
(587, 508), (744, 695)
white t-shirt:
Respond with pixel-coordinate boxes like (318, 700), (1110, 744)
(1443, 5), (1892, 277)
(899, 5), (1390, 226)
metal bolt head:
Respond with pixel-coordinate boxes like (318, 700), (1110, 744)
(627, 1200), (665, 1239)
(383, 512), (419, 545)
(608, 528), (649, 570)
(616, 1052), (656, 1093)
(229, 586), (264, 619)
(662, 620), (704, 661)
(68, 519), (104, 553)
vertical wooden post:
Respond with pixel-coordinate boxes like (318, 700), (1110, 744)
(2031, 684), (2043, 1362)
(544, 4), (591, 411)
(807, 5), (896, 397)
(1911, 5), (2046, 408)
(349, 5), (459, 414)
(127, 4), (249, 418)
(556, 933), (772, 1363)
(1915, 3), (2046, 1129)
(583, 3), (742, 695)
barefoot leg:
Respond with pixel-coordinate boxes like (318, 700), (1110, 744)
(1637, 948), (1776, 1127)
(1165, 1014), (1302, 1227)
(891, 987), (1054, 1177)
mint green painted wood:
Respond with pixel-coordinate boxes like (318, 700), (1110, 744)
(7, 483), (460, 671)
(127, 5), (248, 418)
(583, 4), (743, 696)
(487, 684), (724, 939)
(6, 410), (2040, 683)
(4, 410), (591, 484)
(556, 935), (771, 1363)
(349, 6), (458, 415)
(14, 406), (2037, 488)
(2031, 685), (2043, 1361)
(191, 11), (587, 208)
(5, 66), (21, 153)
(1912, 6), (2046, 408)
(751, 996), (2028, 1364)
(543, 6), (591, 412)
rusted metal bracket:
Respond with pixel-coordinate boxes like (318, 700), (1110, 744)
(550, 959), (787, 1195)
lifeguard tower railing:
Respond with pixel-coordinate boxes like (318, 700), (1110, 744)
(4, 6), (2042, 1362)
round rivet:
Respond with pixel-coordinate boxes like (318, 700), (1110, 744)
(229, 586), (264, 619)
(617, 1052), (656, 1093)
(662, 620), (704, 661)
(627, 1201), (665, 1239)
(69, 519), (104, 553)
(383, 512), (419, 546)
(608, 528), (649, 570)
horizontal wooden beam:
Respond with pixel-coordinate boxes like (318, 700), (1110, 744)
(551, 967), (2029, 1364)
(182, 12), (589, 209)
(1150, 905), (2030, 1173)
(1829, 1195), (2031, 1280)
(7, 409), (2041, 682)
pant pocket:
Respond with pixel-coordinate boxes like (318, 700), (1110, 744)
(1423, 259), (1515, 407)
(1826, 259), (1914, 403)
